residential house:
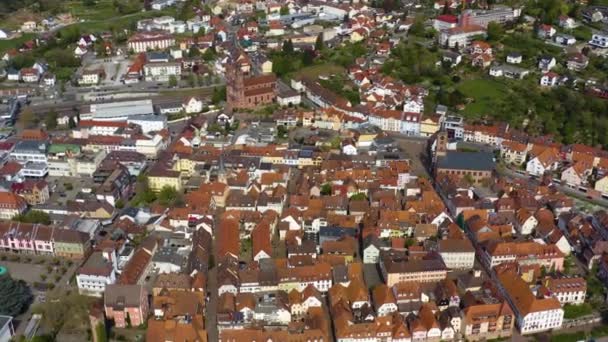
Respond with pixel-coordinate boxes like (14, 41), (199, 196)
(437, 239), (475, 269)
(104, 284), (149, 328)
(526, 147), (560, 176)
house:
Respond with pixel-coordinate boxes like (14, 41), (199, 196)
(515, 208), (538, 235)
(11, 180), (50, 205)
(42, 73), (56, 87)
(104, 284), (149, 328)
(540, 276), (586, 305)
(590, 33), (608, 48)
(0, 192), (27, 220)
(77, 251), (117, 297)
(438, 239), (475, 269)
(595, 175), (608, 195)
(501, 140), (527, 165)
(489, 64), (529, 79)
(538, 56), (556, 72)
(442, 51), (462, 67)
(540, 72), (560, 87)
(20, 68), (40, 83)
(506, 52), (522, 64)
(559, 16), (577, 29)
(182, 96), (203, 113)
(79, 69), (104, 85)
(537, 24), (556, 39)
(21, 21), (37, 32)
(561, 161), (592, 187)
(461, 301), (514, 340)
(526, 147), (560, 176)
(372, 284), (398, 316)
(566, 53), (589, 71)
(482, 241), (564, 271)
(555, 33), (576, 46)
(498, 271), (563, 334)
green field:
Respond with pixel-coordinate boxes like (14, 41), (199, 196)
(290, 63), (346, 80)
(0, 33), (36, 54)
(456, 79), (510, 118)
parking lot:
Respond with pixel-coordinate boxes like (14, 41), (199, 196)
(80, 55), (130, 87)
(43, 176), (97, 208)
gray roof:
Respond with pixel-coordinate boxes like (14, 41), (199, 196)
(104, 284), (145, 308)
(90, 100), (155, 119)
(437, 151), (495, 171)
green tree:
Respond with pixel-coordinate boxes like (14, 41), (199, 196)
(0, 275), (33, 316)
(486, 22), (504, 41)
(115, 199), (125, 209)
(168, 75), (178, 88)
(202, 47), (216, 61)
(302, 49), (314, 66)
(158, 185), (180, 206)
(17, 107), (37, 130)
(320, 183), (332, 195)
(212, 86), (226, 105)
(187, 73), (196, 87)
(45, 110), (58, 130)
(68, 116), (77, 129)
(280, 6), (289, 15)
(408, 17), (426, 37)
(13, 211), (52, 225)
(315, 34), (324, 51)
(349, 193), (367, 201)
(282, 39), (294, 54)
(277, 125), (288, 138)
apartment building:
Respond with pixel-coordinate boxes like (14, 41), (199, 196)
(127, 32), (175, 53)
(438, 238), (476, 269)
(481, 241), (565, 271)
(143, 62), (182, 82)
(498, 272), (563, 334)
(379, 253), (448, 287)
(541, 276), (586, 305)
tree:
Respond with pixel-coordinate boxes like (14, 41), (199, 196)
(277, 125), (288, 138)
(442, 2), (450, 14)
(168, 75), (178, 88)
(315, 33), (324, 51)
(68, 116), (77, 129)
(280, 6), (289, 15)
(82, 0), (96, 6)
(187, 73), (196, 87)
(202, 47), (216, 61)
(408, 17), (426, 37)
(17, 106), (36, 129)
(282, 39), (294, 54)
(212, 86), (226, 105)
(320, 183), (332, 195)
(301, 49), (314, 66)
(13, 210), (52, 225)
(115, 199), (125, 209)
(0, 275), (33, 316)
(158, 185), (180, 206)
(350, 193), (367, 201)
(44, 110), (58, 130)
(486, 22), (504, 41)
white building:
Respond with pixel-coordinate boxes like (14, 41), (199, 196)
(590, 33), (608, 48)
(540, 72), (559, 87)
(439, 25), (487, 49)
(438, 239), (475, 269)
(182, 96), (203, 113)
(76, 251), (117, 297)
(127, 32), (176, 53)
(500, 273), (563, 335)
(542, 277), (586, 305)
(128, 115), (167, 134)
(143, 62), (181, 82)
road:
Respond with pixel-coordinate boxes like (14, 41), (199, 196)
(497, 165), (608, 208)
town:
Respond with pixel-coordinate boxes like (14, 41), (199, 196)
(1, 0), (608, 341)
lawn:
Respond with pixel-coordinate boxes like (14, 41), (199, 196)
(563, 303), (594, 319)
(290, 63), (346, 80)
(456, 78), (509, 118)
(64, 0), (121, 21)
(0, 33), (36, 54)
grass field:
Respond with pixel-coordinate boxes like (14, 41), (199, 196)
(0, 33), (36, 54)
(290, 63), (346, 80)
(456, 78), (509, 118)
